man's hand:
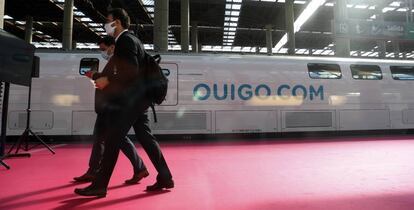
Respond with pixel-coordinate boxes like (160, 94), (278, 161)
(85, 70), (96, 79)
(95, 77), (109, 90)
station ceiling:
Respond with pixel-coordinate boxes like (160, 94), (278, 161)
(3, 0), (414, 57)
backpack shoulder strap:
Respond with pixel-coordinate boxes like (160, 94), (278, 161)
(150, 103), (157, 123)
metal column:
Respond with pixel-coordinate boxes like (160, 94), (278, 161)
(25, 16), (33, 44)
(376, 7), (386, 58)
(191, 21), (198, 53)
(334, 0), (350, 57)
(411, 0), (413, 22)
(181, 0), (189, 53)
(0, 0), (4, 29)
(285, 0), (295, 55)
(393, 41), (400, 59)
(377, 41), (386, 58)
(154, 0), (169, 52)
(0, 0), (5, 160)
(266, 24), (273, 55)
(62, 0), (74, 50)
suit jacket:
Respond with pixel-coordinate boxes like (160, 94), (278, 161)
(94, 32), (144, 107)
(93, 58), (114, 113)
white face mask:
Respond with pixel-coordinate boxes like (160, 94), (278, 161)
(101, 50), (111, 60)
(104, 21), (116, 37)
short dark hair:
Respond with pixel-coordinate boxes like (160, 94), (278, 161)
(98, 36), (115, 46)
(107, 8), (130, 29)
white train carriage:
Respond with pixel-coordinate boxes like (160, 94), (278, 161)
(3, 51), (414, 136)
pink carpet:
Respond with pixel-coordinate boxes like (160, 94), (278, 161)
(1, 136), (414, 210)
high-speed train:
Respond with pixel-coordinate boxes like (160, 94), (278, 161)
(2, 50), (414, 136)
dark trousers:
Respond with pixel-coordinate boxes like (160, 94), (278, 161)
(87, 113), (146, 175)
(93, 97), (172, 189)
(132, 111), (172, 182)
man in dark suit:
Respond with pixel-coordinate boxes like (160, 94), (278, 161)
(73, 36), (148, 185)
(75, 8), (173, 197)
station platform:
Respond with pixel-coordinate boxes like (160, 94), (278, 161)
(1, 136), (414, 210)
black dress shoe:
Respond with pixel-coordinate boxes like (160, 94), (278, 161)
(73, 173), (95, 182)
(125, 169), (149, 185)
(74, 185), (107, 198)
(146, 179), (174, 191)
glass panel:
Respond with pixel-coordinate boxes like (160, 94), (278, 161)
(350, 64), (382, 80)
(390, 66), (414, 80)
(308, 63), (342, 79)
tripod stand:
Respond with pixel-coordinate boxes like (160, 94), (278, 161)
(0, 144), (9, 169)
(7, 81), (55, 155)
(0, 157), (9, 170)
(1, 82), (11, 169)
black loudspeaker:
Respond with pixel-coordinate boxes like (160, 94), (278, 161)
(0, 29), (35, 86)
(32, 56), (39, 78)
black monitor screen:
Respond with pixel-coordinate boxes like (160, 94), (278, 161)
(79, 58), (99, 75)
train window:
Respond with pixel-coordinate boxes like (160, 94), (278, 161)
(307, 63), (342, 79)
(390, 66), (414, 80)
(350, 64), (382, 80)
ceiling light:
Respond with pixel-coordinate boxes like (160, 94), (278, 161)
(142, 0), (154, 6)
(231, 11), (240, 16)
(382, 7), (396, 13)
(81, 17), (92, 22)
(389, 1), (401, 7)
(232, 46), (241, 51)
(354, 4), (368, 9)
(362, 51), (371, 56)
(313, 49), (323, 55)
(88, 23), (102, 27)
(297, 49), (306, 54)
(242, 47), (252, 52)
(232, 4), (241, 10)
(74, 11), (85, 17)
(294, 1), (307, 4)
(322, 50), (332, 55)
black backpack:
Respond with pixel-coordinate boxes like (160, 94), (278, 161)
(141, 52), (168, 122)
